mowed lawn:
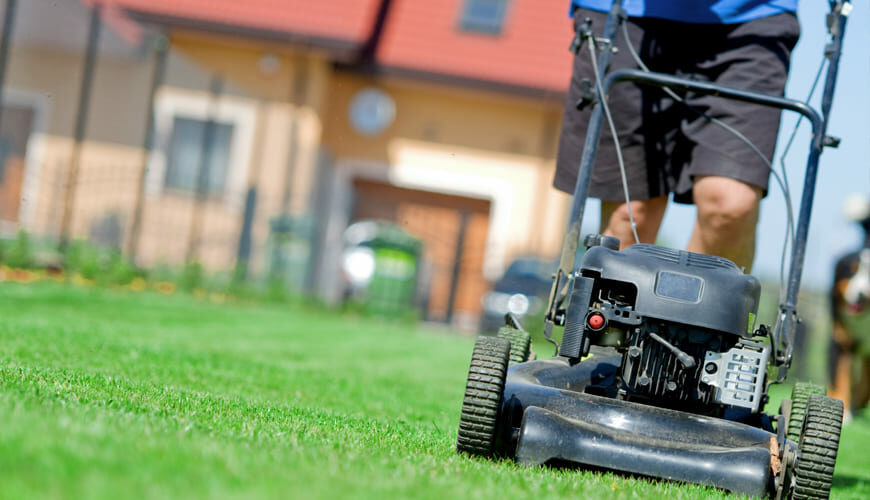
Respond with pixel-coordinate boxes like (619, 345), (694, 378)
(0, 282), (868, 499)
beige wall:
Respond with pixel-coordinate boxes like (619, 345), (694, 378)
(321, 71), (570, 278)
(166, 34), (330, 273)
(4, 43), (151, 234)
(7, 45), (151, 144)
(6, 30), (331, 273)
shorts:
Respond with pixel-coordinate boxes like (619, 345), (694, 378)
(553, 9), (801, 203)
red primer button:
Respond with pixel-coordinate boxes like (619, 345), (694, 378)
(588, 313), (605, 330)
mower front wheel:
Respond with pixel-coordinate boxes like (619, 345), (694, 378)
(787, 382), (826, 443)
(497, 326), (533, 365)
(456, 336), (510, 457)
(791, 394), (843, 499)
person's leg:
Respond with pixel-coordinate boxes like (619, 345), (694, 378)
(670, 14), (799, 268)
(686, 175), (761, 270)
(600, 195), (669, 249)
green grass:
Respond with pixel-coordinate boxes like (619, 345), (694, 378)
(0, 282), (868, 499)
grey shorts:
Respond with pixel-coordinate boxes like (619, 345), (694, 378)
(553, 9), (801, 203)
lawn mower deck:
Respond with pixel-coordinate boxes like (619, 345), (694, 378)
(505, 354), (777, 497)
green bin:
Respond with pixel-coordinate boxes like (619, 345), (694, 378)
(341, 221), (423, 317)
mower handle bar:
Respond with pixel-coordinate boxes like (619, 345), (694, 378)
(562, 69), (826, 369)
(595, 71), (826, 354)
(553, 0), (847, 376)
(602, 69), (824, 150)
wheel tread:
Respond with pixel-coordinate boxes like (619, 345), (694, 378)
(792, 394), (843, 500)
(456, 336), (510, 457)
(787, 382), (826, 443)
(496, 327), (532, 365)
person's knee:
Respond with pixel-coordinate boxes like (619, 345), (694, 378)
(601, 197), (667, 244)
(693, 176), (761, 240)
(605, 198), (667, 226)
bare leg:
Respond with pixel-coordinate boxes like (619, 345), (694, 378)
(687, 175), (762, 271)
(600, 196), (669, 249)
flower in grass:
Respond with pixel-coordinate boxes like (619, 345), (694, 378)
(128, 277), (147, 291)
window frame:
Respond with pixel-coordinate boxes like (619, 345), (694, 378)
(147, 89), (256, 208)
(458, 0), (511, 35)
(163, 115), (236, 196)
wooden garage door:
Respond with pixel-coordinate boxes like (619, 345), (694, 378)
(352, 178), (490, 324)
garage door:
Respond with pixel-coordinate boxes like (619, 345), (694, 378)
(352, 178), (491, 325)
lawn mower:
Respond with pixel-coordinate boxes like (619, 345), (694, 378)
(456, 1), (852, 498)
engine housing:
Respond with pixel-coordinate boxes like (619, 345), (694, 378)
(569, 241), (769, 413)
(580, 244), (760, 337)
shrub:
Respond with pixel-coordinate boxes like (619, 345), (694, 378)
(5, 230), (35, 269)
(177, 261), (205, 292)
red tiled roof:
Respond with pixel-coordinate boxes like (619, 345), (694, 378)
(97, 0), (574, 95)
(103, 0), (383, 46)
(376, 0), (574, 94)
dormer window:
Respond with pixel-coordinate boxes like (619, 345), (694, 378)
(459, 0), (509, 35)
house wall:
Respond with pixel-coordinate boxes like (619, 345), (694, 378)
(164, 33), (332, 274)
(4, 27), (332, 273)
(320, 71), (570, 278)
(3, 41), (151, 237)
(2, 13), (573, 325)
(317, 71), (569, 325)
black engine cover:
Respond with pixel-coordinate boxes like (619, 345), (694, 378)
(579, 244), (760, 337)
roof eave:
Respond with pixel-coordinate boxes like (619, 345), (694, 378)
(121, 8), (364, 61)
(369, 64), (566, 102)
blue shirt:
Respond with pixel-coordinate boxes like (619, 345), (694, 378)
(572, 0), (797, 24)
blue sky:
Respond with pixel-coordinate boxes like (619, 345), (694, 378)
(579, 1), (870, 290)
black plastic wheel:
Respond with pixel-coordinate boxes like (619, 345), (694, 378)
(496, 326), (532, 365)
(791, 394), (843, 499)
(788, 382), (826, 443)
(456, 336), (510, 457)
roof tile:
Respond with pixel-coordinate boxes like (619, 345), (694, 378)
(106, 0), (382, 44)
(376, 0), (574, 93)
(102, 0), (574, 93)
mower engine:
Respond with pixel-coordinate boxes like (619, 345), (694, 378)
(560, 235), (770, 414)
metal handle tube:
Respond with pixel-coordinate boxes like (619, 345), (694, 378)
(786, 3), (848, 310)
(601, 69), (824, 144)
(778, 2), (849, 370)
(558, 0), (625, 278)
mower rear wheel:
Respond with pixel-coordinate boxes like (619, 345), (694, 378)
(791, 394), (843, 499)
(787, 382), (826, 443)
(456, 336), (510, 457)
(497, 326), (532, 365)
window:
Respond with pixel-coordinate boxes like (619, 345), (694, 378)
(459, 0), (510, 35)
(148, 89), (256, 207)
(164, 116), (234, 195)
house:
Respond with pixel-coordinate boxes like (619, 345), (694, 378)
(0, 0), (576, 329)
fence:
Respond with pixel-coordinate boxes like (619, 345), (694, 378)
(0, 0), (324, 295)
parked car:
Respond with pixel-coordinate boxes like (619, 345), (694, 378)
(479, 257), (557, 333)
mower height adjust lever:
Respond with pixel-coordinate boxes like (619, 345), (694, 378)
(570, 17), (602, 111)
(569, 17), (594, 55)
